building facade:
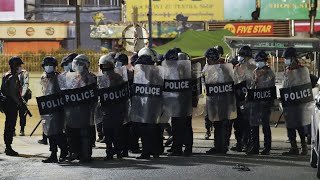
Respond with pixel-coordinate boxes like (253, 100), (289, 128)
(28, 0), (122, 51)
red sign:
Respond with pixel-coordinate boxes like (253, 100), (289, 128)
(295, 21), (320, 33)
(0, 0), (15, 12)
(224, 23), (274, 36)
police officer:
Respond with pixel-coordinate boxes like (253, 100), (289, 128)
(114, 53), (138, 156)
(231, 46), (256, 152)
(204, 46), (224, 140)
(1, 56), (26, 156)
(131, 47), (164, 159)
(281, 47), (312, 156)
(163, 48), (193, 156)
(17, 65), (30, 136)
(97, 55), (128, 160)
(246, 51), (275, 155)
(58, 54), (97, 163)
(203, 48), (237, 154)
(40, 57), (68, 163)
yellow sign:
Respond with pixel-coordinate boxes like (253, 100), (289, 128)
(126, 0), (223, 22)
(0, 23), (72, 39)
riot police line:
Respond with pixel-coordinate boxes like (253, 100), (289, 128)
(0, 45), (314, 163)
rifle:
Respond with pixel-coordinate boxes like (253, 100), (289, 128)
(275, 111), (284, 128)
(30, 119), (41, 137)
(21, 97), (32, 117)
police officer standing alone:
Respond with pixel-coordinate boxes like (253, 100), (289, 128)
(246, 51), (275, 155)
(1, 57), (26, 156)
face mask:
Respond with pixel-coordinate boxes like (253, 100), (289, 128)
(44, 66), (54, 73)
(256, 62), (266, 69)
(17, 67), (22, 73)
(237, 56), (244, 64)
(284, 59), (291, 66)
(73, 65), (84, 73)
(63, 66), (70, 72)
(115, 61), (123, 68)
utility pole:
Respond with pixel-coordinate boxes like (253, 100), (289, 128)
(148, 0), (152, 48)
(309, 0), (318, 37)
(75, 0), (81, 48)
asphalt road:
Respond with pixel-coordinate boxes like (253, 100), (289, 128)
(0, 132), (318, 180)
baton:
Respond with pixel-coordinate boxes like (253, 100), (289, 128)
(30, 119), (42, 137)
(275, 111), (284, 128)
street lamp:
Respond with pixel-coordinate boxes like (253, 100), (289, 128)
(69, 0), (81, 48)
(309, 0), (318, 37)
(148, 0), (152, 48)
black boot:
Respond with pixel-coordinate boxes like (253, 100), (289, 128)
(261, 124), (271, 155)
(5, 145), (19, 156)
(104, 153), (114, 161)
(122, 150), (129, 157)
(282, 140), (299, 156)
(68, 153), (80, 162)
(136, 153), (150, 159)
(204, 130), (211, 140)
(38, 133), (48, 145)
(19, 126), (25, 136)
(246, 126), (259, 155)
(300, 138), (308, 155)
(42, 152), (58, 163)
(230, 143), (243, 152)
(59, 149), (69, 162)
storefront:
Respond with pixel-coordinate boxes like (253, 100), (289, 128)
(0, 21), (75, 54)
(208, 20), (291, 37)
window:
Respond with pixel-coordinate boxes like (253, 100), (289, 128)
(41, 0), (68, 5)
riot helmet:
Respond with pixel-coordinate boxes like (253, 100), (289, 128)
(115, 53), (129, 67)
(72, 54), (90, 72)
(164, 48), (179, 61)
(283, 47), (297, 59)
(61, 53), (78, 67)
(98, 55), (114, 71)
(42, 56), (58, 74)
(255, 51), (268, 69)
(178, 52), (191, 60)
(238, 46), (252, 58)
(42, 56), (58, 67)
(283, 47), (297, 66)
(255, 51), (268, 62)
(214, 45), (224, 56)
(205, 48), (220, 65)
(9, 56), (24, 68)
(135, 55), (155, 65)
(138, 47), (158, 62)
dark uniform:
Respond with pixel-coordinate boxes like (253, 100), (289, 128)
(246, 51), (275, 155)
(2, 57), (26, 156)
(231, 46), (256, 152)
(17, 69), (30, 136)
(203, 48), (237, 154)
